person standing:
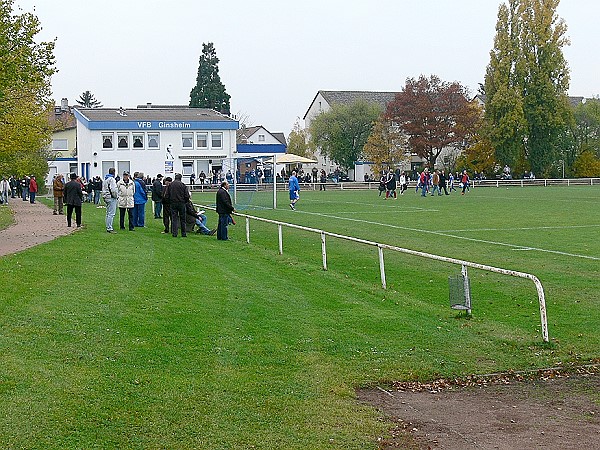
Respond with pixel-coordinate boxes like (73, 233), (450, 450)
(117, 171), (135, 231)
(92, 176), (102, 205)
(9, 175), (17, 198)
(28, 175), (38, 204)
(431, 170), (441, 196)
(216, 180), (234, 240)
(102, 168), (118, 233)
(168, 173), (190, 237)
(420, 168), (430, 197)
(385, 169), (397, 199)
(461, 169), (470, 195)
(161, 176), (172, 234)
(319, 169), (327, 191)
(439, 169), (449, 195)
(21, 176), (29, 201)
(288, 170), (300, 210)
(399, 171), (407, 195)
(133, 172), (148, 227)
(64, 173), (83, 227)
(0, 176), (10, 205)
(448, 172), (456, 192)
(52, 174), (64, 214)
(151, 174), (163, 219)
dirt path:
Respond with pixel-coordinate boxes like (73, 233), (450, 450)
(0, 197), (75, 257)
(359, 372), (600, 449)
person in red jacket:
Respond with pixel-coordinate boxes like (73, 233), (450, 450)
(461, 170), (470, 195)
(28, 175), (38, 204)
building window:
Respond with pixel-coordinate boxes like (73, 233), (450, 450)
(101, 161), (115, 175)
(117, 134), (129, 149)
(148, 133), (160, 149)
(102, 133), (114, 149)
(182, 132), (193, 149)
(196, 132), (208, 148)
(258, 134), (265, 142)
(211, 132), (222, 149)
(132, 134), (144, 148)
(118, 161), (131, 177)
(52, 139), (68, 151)
(182, 161), (194, 175)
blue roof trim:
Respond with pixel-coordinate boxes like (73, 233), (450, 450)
(236, 143), (286, 154)
(50, 157), (77, 161)
(84, 120), (238, 131)
(73, 110), (238, 130)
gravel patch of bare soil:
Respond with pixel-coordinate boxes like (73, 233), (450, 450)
(358, 368), (600, 449)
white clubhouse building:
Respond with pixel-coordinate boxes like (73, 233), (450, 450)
(73, 104), (239, 180)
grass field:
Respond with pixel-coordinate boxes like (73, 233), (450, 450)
(0, 185), (598, 449)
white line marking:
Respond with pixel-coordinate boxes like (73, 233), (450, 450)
(297, 211), (600, 261)
(447, 224), (600, 233)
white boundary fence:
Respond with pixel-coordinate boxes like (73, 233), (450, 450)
(197, 204), (549, 342)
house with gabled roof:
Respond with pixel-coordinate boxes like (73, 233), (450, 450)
(235, 125), (287, 183)
(303, 90), (401, 181)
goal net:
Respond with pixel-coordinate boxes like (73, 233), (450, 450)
(230, 156), (276, 210)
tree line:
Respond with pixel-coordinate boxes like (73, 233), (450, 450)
(291, 0), (600, 179)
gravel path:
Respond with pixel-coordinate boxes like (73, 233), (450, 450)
(0, 197), (75, 257)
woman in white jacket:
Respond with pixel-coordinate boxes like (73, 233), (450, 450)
(117, 172), (136, 230)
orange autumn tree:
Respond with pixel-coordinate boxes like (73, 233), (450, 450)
(385, 75), (481, 168)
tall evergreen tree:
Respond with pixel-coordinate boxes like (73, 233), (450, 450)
(76, 90), (102, 108)
(189, 42), (231, 114)
(484, 0), (572, 177)
(483, 0), (527, 171)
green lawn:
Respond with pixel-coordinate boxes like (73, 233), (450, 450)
(0, 204), (14, 230)
(0, 186), (598, 449)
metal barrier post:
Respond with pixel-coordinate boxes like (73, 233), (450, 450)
(321, 232), (327, 270)
(462, 264), (472, 315)
(278, 224), (283, 255)
(378, 245), (387, 290)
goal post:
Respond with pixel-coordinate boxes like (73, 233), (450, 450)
(229, 155), (277, 210)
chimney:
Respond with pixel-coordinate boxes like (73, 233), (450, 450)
(61, 98), (68, 111)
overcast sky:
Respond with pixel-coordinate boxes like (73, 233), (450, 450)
(14, 0), (600, 136)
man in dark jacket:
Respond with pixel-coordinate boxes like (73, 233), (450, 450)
(216, 181), (234, 241)
(151, 174), (163, 218)
(64, 173), (84, 227)
(168, 173), (190, 237)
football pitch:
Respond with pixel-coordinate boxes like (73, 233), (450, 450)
(0, 185), (598, 449)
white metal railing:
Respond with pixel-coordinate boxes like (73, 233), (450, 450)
(197, 204), (549, 342)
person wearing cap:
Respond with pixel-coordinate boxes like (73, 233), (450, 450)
(117, 171), (135, 231)
(151, 174), (163, 219)
(63, 173), (84, 227)
(52, 174), (64, 214)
